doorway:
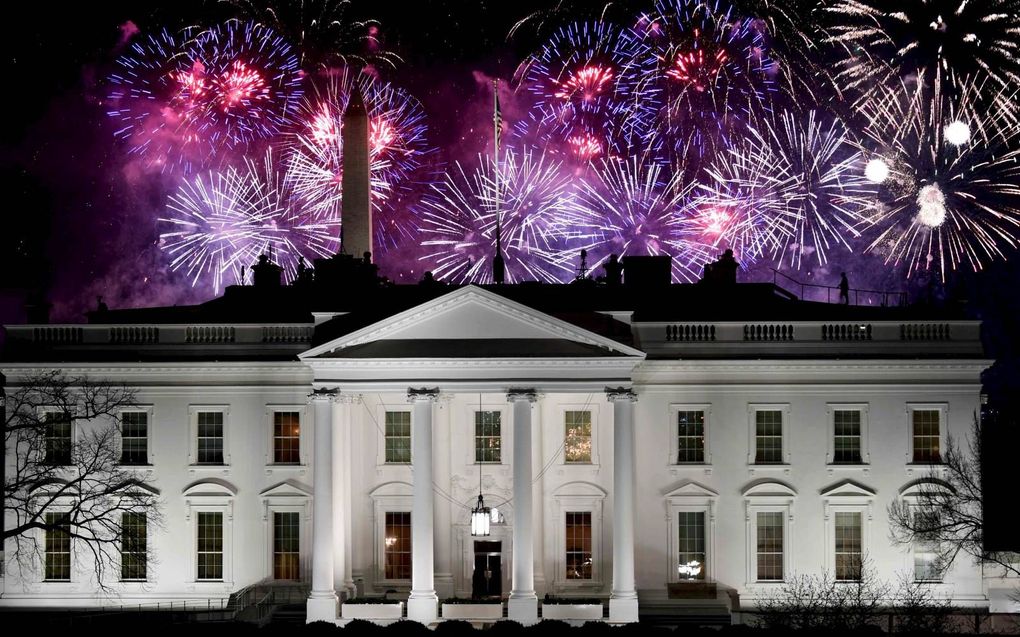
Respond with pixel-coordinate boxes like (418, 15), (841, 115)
(471, 540), (502, 599)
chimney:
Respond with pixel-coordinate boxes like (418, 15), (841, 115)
(341, 83), (372, 260)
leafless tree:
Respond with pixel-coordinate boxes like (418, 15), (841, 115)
(3, 370), (162, 592)
(890, 573), (955, 634)
(888, 416), (1020, 580)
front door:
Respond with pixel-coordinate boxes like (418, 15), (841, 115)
(471, 540), (502, 599)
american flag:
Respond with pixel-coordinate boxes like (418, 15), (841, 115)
(493, 78), (503, 151)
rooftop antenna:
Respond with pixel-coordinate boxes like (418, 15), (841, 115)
(576, 249), (589, 281)
(492, 78), (506, 285)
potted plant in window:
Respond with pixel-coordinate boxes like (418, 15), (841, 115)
(441, 597), (503, 620)
(340, 595), (404, 620)
(539, 595), (604, 621)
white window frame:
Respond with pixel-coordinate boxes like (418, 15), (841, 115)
(188, 405), (231, 471)
(260, 482), (312, 582)
(826, 403), (870, 467)
(183, 481), (235, 587)
(898, 483), (951, 584)
(370, 482), (414, 587)
(822, 484), (874, 582)
(42, 507), (73, 583)
(743, 481), (796, 586)
(665, 483), (718, 583)
(551, 483), (606, 591)
(118, 405), (155, 467)
(747, 404), (791, 467)
(463, 403), (510, 467)
(906, 403), (948, 466)
(561, 405), (599, 466)
(38, 406), (76, 467)
(264, 404), (308, 471)
(670, 403), (711, 466)
(376, 402), (413, 467)
(119, 511), (149, 583)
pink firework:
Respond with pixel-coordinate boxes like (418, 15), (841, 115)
(554, 65), (616, 102)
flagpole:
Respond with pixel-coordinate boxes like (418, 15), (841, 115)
(492, 78), (505, 284)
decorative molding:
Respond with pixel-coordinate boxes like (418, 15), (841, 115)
(407, 387), (440, 402)
(506, 388), (538, 402)
(605, 386), (637, 402)
(309, 387), (338, 401)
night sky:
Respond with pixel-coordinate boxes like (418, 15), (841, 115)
(1, 0), (1019, 397)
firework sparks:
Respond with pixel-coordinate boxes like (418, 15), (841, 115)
(563, 156), (717, 282)
(857, 74), (1020, 280)
(418, 148), (575, 284)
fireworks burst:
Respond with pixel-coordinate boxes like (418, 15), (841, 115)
(285, 68), (432, 244)
(564, 156), (717, 282)
(822, 0), (1020, 95)
(700, 110), (875, 268)
(418, 148), (575, 284)
(857, 74), (1020, 280)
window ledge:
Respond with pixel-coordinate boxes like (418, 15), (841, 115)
(827, 464), (870, 476)
(669, 464), (712, 477)
(188, 464), (231, 475)
(265, 464), (307, 475)
(747, 464), (791, 475)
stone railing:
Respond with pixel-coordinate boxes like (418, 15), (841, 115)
(8, 323), (315, 348)
(900, 323), (951, 341)
(262, 325), (314, 343)
(665, 324), (716, 342)
(821, 323), (872, 341)
(744, 324), (794, 342)
(32, 326), (83, 344)
(185, 326), (236, 344)
(110, 326), (159, 344)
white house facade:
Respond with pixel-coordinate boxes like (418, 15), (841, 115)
(0, 272), (1004, 624)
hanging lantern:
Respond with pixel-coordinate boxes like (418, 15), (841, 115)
(471, 494), (491, 537)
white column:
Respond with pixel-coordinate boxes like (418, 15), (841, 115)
(607, 387), (639, 623)
(332, 396), (352, 597)
(307, 387), (338, 623)
(507, 388), (538, 624)
(407, 387), (440, 624)
(433, 395), (455, 598)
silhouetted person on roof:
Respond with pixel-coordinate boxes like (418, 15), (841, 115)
(702, 249), (738, 285)
(96, 296), (108, 314)
(839, 272), (850, 305)
(603, 254), (623, 286)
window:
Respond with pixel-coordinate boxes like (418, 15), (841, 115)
(912, 409), (941, 463)
(384, 512), (411, 580)
(121, 512), (147, 581)
(912, 508), (942, 582)
(120, 411), (148, 465)
(834, 511), (863, 581)
(756, 512), (784, 581)
(272, 411), (301, 465)
(833, 410), (862, 464)
(384, 411), (411, 464)
(44, 411), (72, 466)
(196, 411), (224, 465)
(197, 511), (224, 581)
(677, 410), (706, 463)
(677, 511), (706, 580)
(565, 511), (593, 580)
(564, 411), (592, 464)
(273, 512), (300, 580)
(755, 410), (784, 465)
(44, 511), (71, 581)
(474, 410), (501, 463)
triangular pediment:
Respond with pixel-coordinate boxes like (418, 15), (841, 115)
(820, 479), (876, 498)
(260, 480), (312, 499)
(664, 480), (719, 499)
(301, 285), (643, 359)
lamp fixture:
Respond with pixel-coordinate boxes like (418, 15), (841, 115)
(471, 393), (491, 537)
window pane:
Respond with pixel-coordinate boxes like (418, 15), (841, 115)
(912, 410), (941, 463)
(565, 511), (592, 580)
(45, 511), (71, 581)
(121, 512), (147, 581)
(564, 411), (592, 463)
(384, 512), (412, 580)
(756, 512), (784, 581)
(120, 411), (149, 465)
(273, 411), (301, 465)
(384, 411), (411, 464)
(754, 410), (783, 464)
(273, 511), (300, 580)
(45, 412), (72, 466)
(677, 511), (706, 580)
(197, 511), (224, 581)
(676, 410), (705, 463)
(834, 511), (862, 581)
(196, 412), (224, 465)
(833, 410), (862, 464)
(474, 411), (501, 463)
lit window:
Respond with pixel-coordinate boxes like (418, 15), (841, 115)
(834, 511), (863, 581)
(564, 411), (592, 464)
(677, 410), (705, 463)
(833, 410), (862, 464)
(44, 511), (71, 581)
(913, 508), (942, 582)
(474, 410), (501, 464)
(755, 410), (783, 464)
(912, 410), (941, 463)
(273, 512), (300, 580)
(196, 511), (224, 581)
(384, 512), (411, 580)
(120, 411), (148, 465)
(44, 411), (72, 466)
(196, 412), (224, 465)
(384, 411), (411, 464)
(565, 511), (592, 580)
(756, 512), (784, 581)
(677, 511), (706, 580)
(273, 411), (301, 465)
(121, 512), (147, 581)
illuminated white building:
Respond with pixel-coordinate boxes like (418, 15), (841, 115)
(0, 262), (1002, 623)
